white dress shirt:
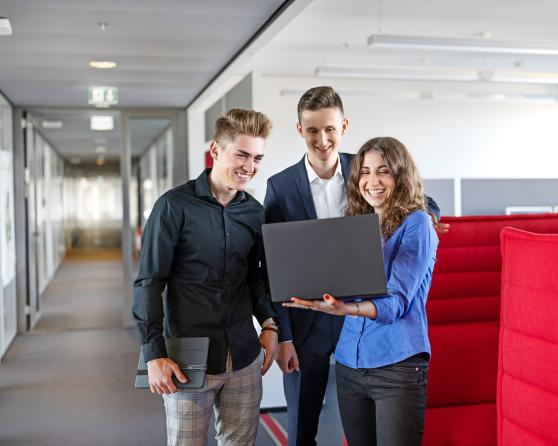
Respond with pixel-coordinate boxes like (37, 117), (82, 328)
(305, 153), (347, 219)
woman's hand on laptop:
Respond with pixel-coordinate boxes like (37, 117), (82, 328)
(285, 294), (378, 319)
(283, 293), (348, 316)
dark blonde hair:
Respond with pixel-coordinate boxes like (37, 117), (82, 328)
(213, 108), (272, 146)
(346, 137), (426, 239)
(297, 86), (344, 121)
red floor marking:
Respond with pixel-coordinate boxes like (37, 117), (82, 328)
(343, 436), (348, 446)
(259, 412), (288, 446)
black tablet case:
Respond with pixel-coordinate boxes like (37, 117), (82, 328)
(135, 337), (210, 389)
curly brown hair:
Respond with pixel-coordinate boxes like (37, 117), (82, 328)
(345, 137), (426, 239)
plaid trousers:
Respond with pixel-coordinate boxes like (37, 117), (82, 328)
(163, 351), (263, 446)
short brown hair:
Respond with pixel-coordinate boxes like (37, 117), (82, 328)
(213, 108), (272, 146)
(297, 86), (344, 121)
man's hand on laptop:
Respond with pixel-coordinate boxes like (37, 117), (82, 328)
(147, 358), (187, 394)
(428, 211), (450, 234)
(276, 342), (300, 374)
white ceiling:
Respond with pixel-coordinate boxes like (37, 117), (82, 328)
(0, 0), (287, 160)
(4, 0), (558, 160)
(0, 0), (286, 108)
(250, 0), (558, 95)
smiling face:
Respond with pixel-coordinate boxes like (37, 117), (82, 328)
(358, 150), (396, 214)
(210, 133), (265, 192)
(297, 107), (348, 164)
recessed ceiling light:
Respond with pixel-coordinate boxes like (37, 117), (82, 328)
(42, 120), (63, 129)
(0, 17), (13, 36)
(89, 60), (117, 69)
(90, 116), (114, 131)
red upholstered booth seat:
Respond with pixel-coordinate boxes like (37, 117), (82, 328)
(422, 214), (558, 446)
(498, 228), (558, 446)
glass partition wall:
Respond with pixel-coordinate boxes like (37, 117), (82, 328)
(0, 93), (16, 357)
(23, 118), (66, 329)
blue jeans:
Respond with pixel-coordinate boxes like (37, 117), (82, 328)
(336, 353), (429, 446)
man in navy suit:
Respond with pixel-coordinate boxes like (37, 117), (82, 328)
(263, 86), (443, 445)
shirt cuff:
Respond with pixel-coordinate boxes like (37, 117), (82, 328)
(262, 318), (277, 328)
(370, 298), (393, 325)
(141, 340), (167, 362)
(253, 303), (276, 326)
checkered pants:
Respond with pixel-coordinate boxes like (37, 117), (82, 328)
(163, 352), (263, 446)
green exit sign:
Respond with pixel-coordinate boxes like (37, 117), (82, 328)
(88, 86), (118, 107)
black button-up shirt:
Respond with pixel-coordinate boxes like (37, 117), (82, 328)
(133, 170), (275, 374)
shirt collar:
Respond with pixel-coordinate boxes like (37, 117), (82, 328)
(194, 169), (246, 203)
(304, 153), (343, 183)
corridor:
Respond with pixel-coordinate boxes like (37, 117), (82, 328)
(0, 251), (167, 445)
(0, 251), (343, 445)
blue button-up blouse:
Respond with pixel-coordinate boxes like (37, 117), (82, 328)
(335, 210), (439, 369)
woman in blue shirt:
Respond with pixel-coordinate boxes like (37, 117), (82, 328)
(285, 136), (438, 446)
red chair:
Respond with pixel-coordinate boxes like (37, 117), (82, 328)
(498, 228), (558, 446)
(423, 214), (558, 446)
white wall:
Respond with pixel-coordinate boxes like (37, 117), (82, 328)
(250, 74), (558, 202)
(187, 73), (558, 204)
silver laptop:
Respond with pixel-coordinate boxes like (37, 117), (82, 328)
(262, 213), (387, 302)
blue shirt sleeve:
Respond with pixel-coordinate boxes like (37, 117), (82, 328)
(373, 211), (437, 325)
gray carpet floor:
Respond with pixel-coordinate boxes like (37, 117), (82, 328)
(0, 254), (344, 446)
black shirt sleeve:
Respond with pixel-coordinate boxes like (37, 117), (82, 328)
(132, 195), (182, 362)
(246, 224), (276, 325)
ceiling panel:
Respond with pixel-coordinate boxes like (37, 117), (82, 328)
(0, 0), (286, 107)
(251, 0), (558, 89)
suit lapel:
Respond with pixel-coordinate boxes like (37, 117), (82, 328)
(294, 156), (317, 220)
(339, 152), (353, 186)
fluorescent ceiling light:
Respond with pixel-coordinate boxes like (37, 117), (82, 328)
(42, 120), (63, 129)
(89, 60), (117, 69)
(316, 66), (480, 82)
(96, 146), (107, 154)
(367, 34), (558, 56)
(90, 115), (114, 131)
(490, 72), (558, 85)
(317, 66), (558, 85)
(0, 18), (13, 36)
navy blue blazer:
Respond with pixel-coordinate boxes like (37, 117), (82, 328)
(263, 152), (440, 344)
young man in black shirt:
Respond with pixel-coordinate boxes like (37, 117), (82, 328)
(133, 108), (278, 446)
